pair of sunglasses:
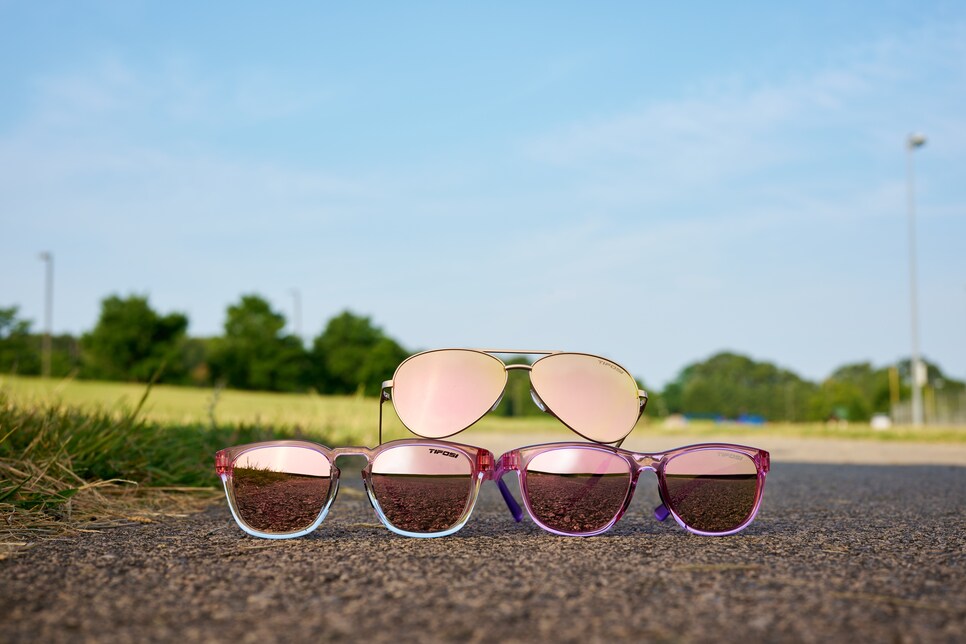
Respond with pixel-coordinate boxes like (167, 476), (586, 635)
(380, 349), (648, 444)
(215, 439), (769, 538)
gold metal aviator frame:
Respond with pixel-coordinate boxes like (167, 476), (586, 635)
(379, 348), (648, 446)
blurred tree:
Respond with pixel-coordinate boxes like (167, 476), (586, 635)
(894, 357), (964, 393)
(663, 352), (815, 421)
(356, 336), (412, 395)
(807, 380), (872, 422)
(823, 362), (893, 414)
(48, 334), (83, 377)
(311, 311), (408, 396)
(177, 337), (214, 387)
(81, 295), (188, 382)
(661, 379), (684, 416)
(0, 306), (40, 374)
(492, 356), (538, 417)
(208, 295), (308, 392)
(637, 379), (667, 419)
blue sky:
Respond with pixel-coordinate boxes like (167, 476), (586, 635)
(2, 1), (964, 388)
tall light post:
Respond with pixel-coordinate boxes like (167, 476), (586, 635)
(38, 251), (54, 378)
(906, 133), (927, 426)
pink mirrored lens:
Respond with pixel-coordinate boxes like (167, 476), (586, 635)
(530, 353), (640, 443)
(370, 445), (475, 533)
(392, 350), (507, 438)
(231, 446), (332, 534)
(663, 449), (759, 533)
(524, 447), (632, 534)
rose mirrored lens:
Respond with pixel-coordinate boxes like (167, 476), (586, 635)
(392, 350), (507, 438)
(663, 449), (759, 533)
(231, 446), (332, 534)
(524, 447), (631, 534)
(370, 445), (475, 534)
(530, 353), (640, 443)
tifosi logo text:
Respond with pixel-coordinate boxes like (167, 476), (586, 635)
(429, 449), (459, 459)
(598, 359), (623, 374)
(717, 452), (744, 461)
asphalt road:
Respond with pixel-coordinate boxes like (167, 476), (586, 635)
(2, 452), (965, 643)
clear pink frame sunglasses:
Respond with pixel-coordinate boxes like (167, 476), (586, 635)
(215, 439), (769, 539)
(215, 438), (494, 538)
(379, 349), (649, 445)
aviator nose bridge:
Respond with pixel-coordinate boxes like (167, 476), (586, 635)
(492, 364), (546, 414)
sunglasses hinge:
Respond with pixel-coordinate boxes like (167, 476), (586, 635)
(214, 451), (232, 476)
(477, 451), (494, 473)
(502, 451), (520, 471)
(759, 451), (770, 473)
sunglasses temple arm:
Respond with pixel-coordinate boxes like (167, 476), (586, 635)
(652, 471), (720, 523)
(493, 456), (524, 522)
(496, 476), (524, 522)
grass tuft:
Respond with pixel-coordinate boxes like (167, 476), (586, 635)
(0, 390), (295, 558)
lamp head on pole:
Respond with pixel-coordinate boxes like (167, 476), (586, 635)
(908, 133), (927, 149)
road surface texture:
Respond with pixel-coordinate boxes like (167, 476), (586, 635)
(2, 436), (964, 643)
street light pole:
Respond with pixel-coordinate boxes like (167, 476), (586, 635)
(38, 251), (53, 378)
(907, 133), (926, 426)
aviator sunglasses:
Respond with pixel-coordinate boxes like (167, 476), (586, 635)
(380, 349), (649, 444)
(215, 439), (769, 538)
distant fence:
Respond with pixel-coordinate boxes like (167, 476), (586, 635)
(892, 390), (966, 425)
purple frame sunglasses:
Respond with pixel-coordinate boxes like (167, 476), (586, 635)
(215, 439), (769, 538)
(496, 441), (770, 537)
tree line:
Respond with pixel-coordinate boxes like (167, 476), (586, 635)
(2, 294), (963, 422)
(0, 294), (406, 396)
(659, 351), (963, 423)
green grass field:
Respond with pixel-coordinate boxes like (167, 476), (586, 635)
(1, 374), (395, 445)
(3, 374), (964, 445)
(0, 374), (575, 445)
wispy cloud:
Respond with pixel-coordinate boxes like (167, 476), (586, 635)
(25, 55), (333, 133)
(519, 20), (966, 218)
(521, 70), (874, 212)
